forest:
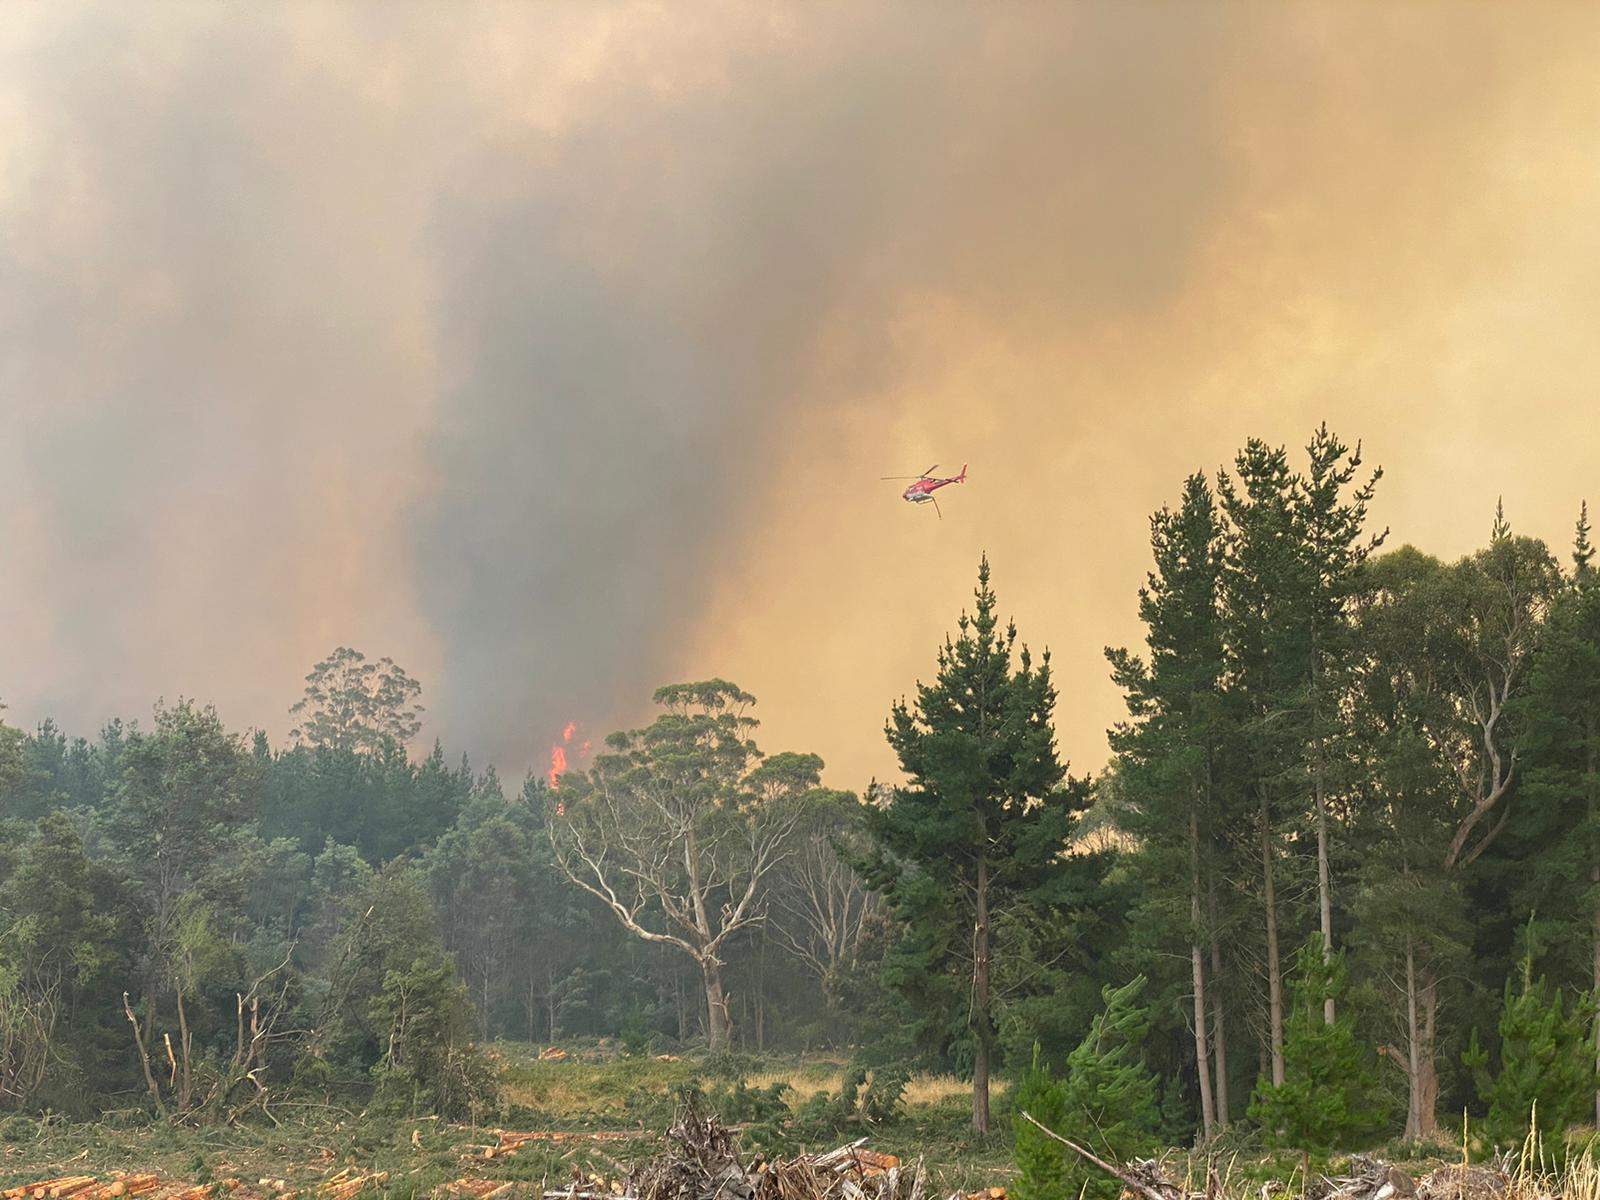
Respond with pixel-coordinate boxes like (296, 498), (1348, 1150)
(2, 426), (1598, 1194)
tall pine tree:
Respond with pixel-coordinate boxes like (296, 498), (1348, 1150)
(867, 556), (1086, 1133)
(1512, 504), (1600, 1122)
(1108, 473), (1232, 1139)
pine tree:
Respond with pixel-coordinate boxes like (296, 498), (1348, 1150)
(1248, 939), (1377, 1155)
(867, 556), (1087, 1133)
(1510, 503), (1600, 1122)
(1014, 978), (1160, 1200)
(1217, 440), (1303, 1090)
(1293, 427), (1384, 1021)
(1107, 473), (1232, 1138)
(1464, 946), (1597, 1147)
(1013, 1045), (1073, 1200)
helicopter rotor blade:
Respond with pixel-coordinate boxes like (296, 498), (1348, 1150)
(933, 496), (943, 520)
(880, 475), (923, 480)
(922, 463), (938, 478)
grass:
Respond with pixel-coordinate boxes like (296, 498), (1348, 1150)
(6, 1045), (1591, 1200)
(736, 1064), (995, 1109)
(0, 1045), (1016, 1200)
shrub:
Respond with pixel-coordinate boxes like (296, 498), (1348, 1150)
(1249, 940), (1378, 1155)
(1013, 977), (1160, 1200)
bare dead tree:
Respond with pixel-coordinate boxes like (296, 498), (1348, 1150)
(769, 797), (880, 988)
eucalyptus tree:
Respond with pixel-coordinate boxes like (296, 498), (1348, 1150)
(769, 787), (880, 1005)
(289, 646), (424, 754)
(1352, 512), (1561, 1139)
(548, 681), (815, 1050)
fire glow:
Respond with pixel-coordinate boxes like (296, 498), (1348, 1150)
(548, 720), (587, 790)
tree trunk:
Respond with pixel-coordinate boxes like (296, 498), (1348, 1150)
(1261, 791), (1285, 1087)
(1416, 967), (1440, 1139)
(972, 856), (992, 1135)
(1208, 881), (1230, 1126)
(175, 986), (193, 1112)
(1590, 735), (1599, 1127)
(1401, 943), (1440, 1142)
(677, 969), (689, 1043)
(1315, 777), (1336, 1025)
(1402, 940), (1423, 1140)
(1190, 812), (1216, 1142)
(1311, 635), (1336, 1026)
(1203, 908), (1228, 1126)
(703, 957), (732, 1051)
(122, 991), (168, 1119)
(756, 940), (766, 1052)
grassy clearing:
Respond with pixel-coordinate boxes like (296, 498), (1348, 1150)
(6, 1047), (1588, 1200)
(736, 1065), (992, 1110)
(0, 1046), (1016, 1200)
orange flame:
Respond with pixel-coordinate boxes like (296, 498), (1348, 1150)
(549, 720), (587, 792)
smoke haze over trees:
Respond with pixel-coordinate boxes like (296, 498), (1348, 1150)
(3, 427), (1598, 1160)
(4, 5), (1600, 787)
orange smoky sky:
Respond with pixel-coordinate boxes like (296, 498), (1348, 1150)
(1, 3), (1597, 788)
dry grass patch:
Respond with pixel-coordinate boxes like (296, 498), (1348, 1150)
(903, 1072), (1005, 1107)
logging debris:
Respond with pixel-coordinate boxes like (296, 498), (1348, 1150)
(538, 1103), (923, 1200)
(0, 1171), (391, 1200)
(475, 1130), (644, 1161)
(1020, 1110), (1518, 1200)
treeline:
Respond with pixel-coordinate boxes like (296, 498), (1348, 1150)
(858, 426), (1600, 1158)
(0, 656), (874, 1120)
(1097, 428), (1600, 1152)
(1, 424), (1596, 1158)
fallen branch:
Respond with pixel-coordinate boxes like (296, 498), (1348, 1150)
(1018, 1113), (1168, 1200)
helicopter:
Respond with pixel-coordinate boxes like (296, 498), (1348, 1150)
(881, 463), (967, 518)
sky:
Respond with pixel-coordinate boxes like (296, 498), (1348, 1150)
(3, 2), (1599, 788)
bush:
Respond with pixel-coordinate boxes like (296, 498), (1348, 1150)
(1013, 978), (1159, 1200)
(1249, 940), (1378, 1155)
(1464, 953), (1597, 1148)
(314, 864), (498, 1119)
(1012, 1046), (1071, 1200)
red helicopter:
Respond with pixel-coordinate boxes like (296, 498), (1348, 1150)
(881, 463), (967, 518)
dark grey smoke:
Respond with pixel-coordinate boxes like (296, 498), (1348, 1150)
(406, 3), (1242, 765)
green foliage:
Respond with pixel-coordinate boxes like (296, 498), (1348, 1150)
(290, 646), (424, 754)
(1011, 1046), (1071, 1200)
(369, 955), (497, 1121)
(1249, 940), (1378, 1153)
(1014, 978), (1160, 1200)
(866, 557), (1096, 1128)
(319, 865), (496, 1119)
(5, 429), (1600, 1163)
(1463, 951), (1597, 1147)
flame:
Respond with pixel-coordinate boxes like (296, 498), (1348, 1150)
(548, 720), (590, 793)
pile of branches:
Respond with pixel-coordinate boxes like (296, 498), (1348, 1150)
(547, 1100), (923, 1200)
(1018, 1113), (1513, 1200)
